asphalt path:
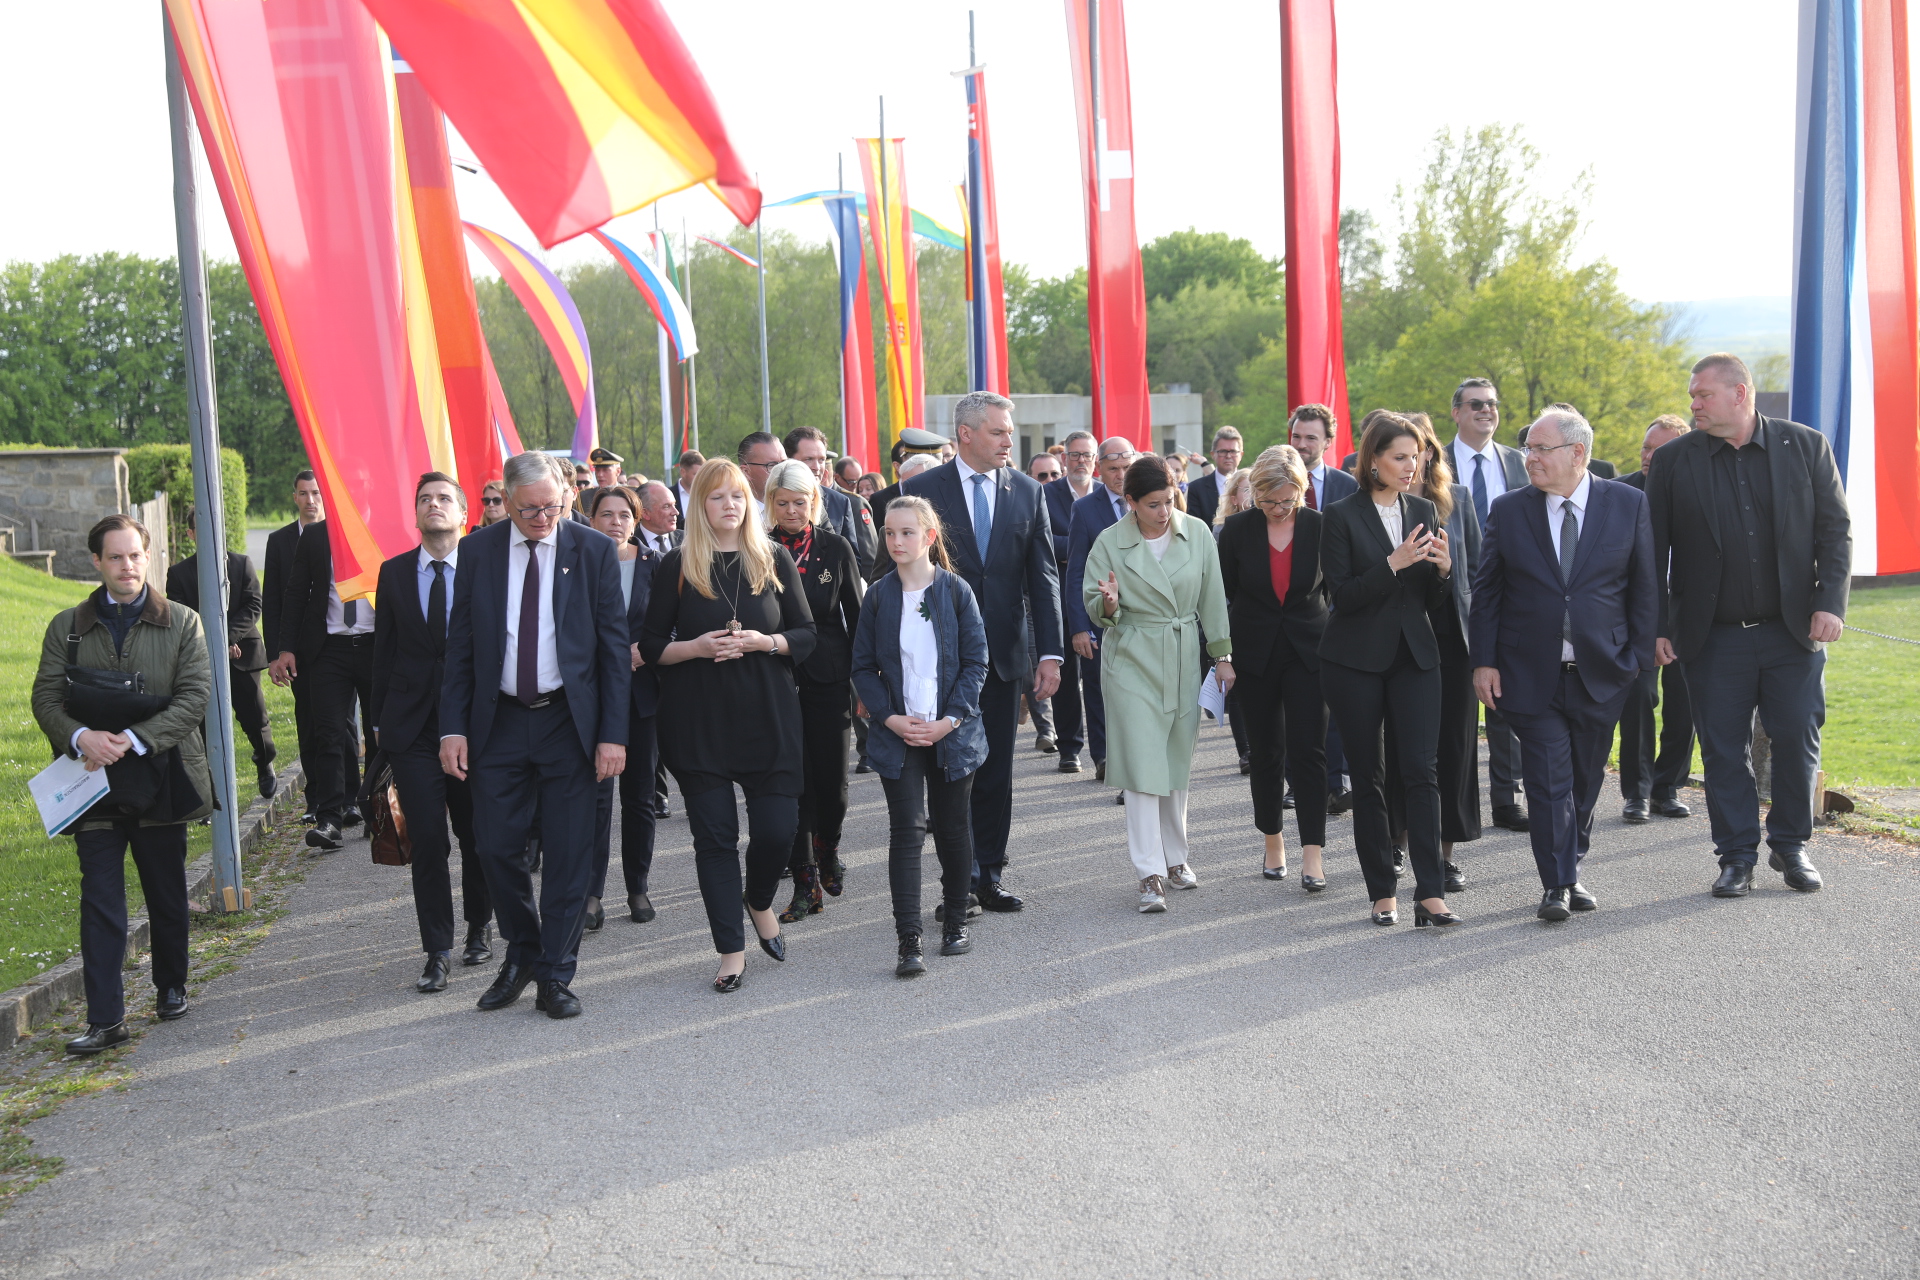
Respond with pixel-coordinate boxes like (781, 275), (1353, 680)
(5, 722), (1916, 1278)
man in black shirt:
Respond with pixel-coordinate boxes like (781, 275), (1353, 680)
(1648, 354), (1850, 899)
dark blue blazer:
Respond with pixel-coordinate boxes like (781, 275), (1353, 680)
(624, 543), (662, 720)
(820, 484), (877, 580)
(899, 462), (1062, 681)
(1311, 463), (1359, 510)
(1469, 478), (1656, 715)
(1064, 485), (1126, 638)
(850, 568), (989, 781)
(441, 518), (630, 761)
(1042, 475), (1090, 563)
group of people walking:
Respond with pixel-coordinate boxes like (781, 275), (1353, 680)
(35, 353), (1852, 1049)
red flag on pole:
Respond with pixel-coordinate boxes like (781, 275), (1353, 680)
(1281, 0), (1351, 463)
(1066, 0), (1151, 444)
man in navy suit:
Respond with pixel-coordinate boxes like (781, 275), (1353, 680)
(1041, 430), (1101, 772)
(1184, 426), (1245, 528)
(783, 425), (877, 577)
(1470, 409), (1656, 921)
(371, 473), (493, 993)
(901, 392), (1063, 910)
(440, 452), (630, 1018)
(1065, 436), (1139, 782)
(1288, 405), (1358, 806)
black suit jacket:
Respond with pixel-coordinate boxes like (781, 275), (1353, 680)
(166, 550), (268, 670)
(1646, 415), (1851, 662)
(899, 461), (1062, 682)
(1619, 468), (1648, 491)
(369, 548), (450, 755)
(279, 520), (348, 665)
(788, 527), (863, 685)
(624, 543), (662, 720)
(1041, 475), (1096, 563)
(819, 485), (877, 580)
(1316, 491), (1452, 672)
(1186, 471), (1228, 528)
(261, 519), (308, 659)
(864, 481), (904, 579)
(440, 518), (631, 761)
(1587, 458), (1618, 479)
(1215, 507), (1329, 677)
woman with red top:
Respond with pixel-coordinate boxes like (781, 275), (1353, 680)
(1216, 446), (1332, 886)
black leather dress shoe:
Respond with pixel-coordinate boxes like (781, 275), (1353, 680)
(933, 895), (981, 922)
(1622, 799), (1651, 823)
(1652, 795), (1692, 818)
(305, 822), (343, 852)
(1443, 861), (1466, 893)
(583, 898), (605, 932)
(854, 759), (873, 774)
(1282, 789), (1295, 810)
(628, 893), (656, 923)
(1492, 804), (1531, 832)
(1568, 883), (1597, 912)
(534, 980), (582, 1019)
(1238, 753), (1252, 775)
(1712, 863), (1755, 897)
(1326, 788), (1353, 815)
(1036, 732), (1058, 754)
(417, 952), (451, 993)
(1537, 888), (1572, 921)
(1769, 849), (1824, 892)
(461, 924), (493, 966)
(340, 805), (362, 828)
(476, 962), (532, 1010)
(654, 797), (672, 819)
(65, 1022), (131, 1055)
(940, 926), (971, 956)
(1095, 761), (1106, 782)
(256, 761), (278, 798)
(1392, 850), (1406, 879)
(1058, 755), (1083, 773)
(155, 987), (189, 1020)
(978, 885), (1024, 912)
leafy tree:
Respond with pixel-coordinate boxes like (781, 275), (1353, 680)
(1141, 229), (1281, 303)
(1005, 263), (1089, 396)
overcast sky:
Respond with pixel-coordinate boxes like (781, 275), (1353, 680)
(3, 0), (1818, 304)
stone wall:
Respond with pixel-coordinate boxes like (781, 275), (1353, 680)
(0, 449), (132, 577)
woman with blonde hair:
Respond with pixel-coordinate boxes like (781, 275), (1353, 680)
(639, 459), (818, 991)
(762, 459), (863, 921)
(1212, 469), (1255, 530)
(476, 478), (509, 528)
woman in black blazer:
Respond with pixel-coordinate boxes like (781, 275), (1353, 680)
(1317, 413), (1462, 928)
(764, 461), (864, 921)
(1216, 446), (1331, 886)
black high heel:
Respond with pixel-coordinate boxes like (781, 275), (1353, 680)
(1370, 908), (1398, 926)
(1414, 904), (1463, 928)
(1262, 861), (1289, 881)
(1301, 874), (1327, 893)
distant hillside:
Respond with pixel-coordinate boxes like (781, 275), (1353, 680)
(1662, 295), (1790, 357)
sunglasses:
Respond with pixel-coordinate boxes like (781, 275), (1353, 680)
(481, 496), (504, 507)
(1461, 398), (1499, 412)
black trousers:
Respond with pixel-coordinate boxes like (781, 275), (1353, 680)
(971, 672), (1021, 885)
(592, 714), (658, 898)
(881, 745), (976, 939)
(683, 784), (796, 954)
(1325, 715), (1349, 790)
(74, 821), (189, 1026)
(1323, 641), (1444, 902)
(788, 678), (853, 874)
(1505, 669), (1632, 889)
(305, 634), (374, 823)
(470, 699), (596, 984)
(1237, 650), (1327, 844)
(1617, 663), (1695, 802)
(389, 734), (489, 953)
(1049, 642), (1086, 758)
(1080, 645), (1108, 764)
(1687, 620), (1825, 866)
(230, 664), (275, 766)
(1434, 637), (1484, 844)
(1484, 705), (1523, 808)
(291, 674), (359, 812)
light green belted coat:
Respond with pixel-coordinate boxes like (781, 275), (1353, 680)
(1084, 510), (1232, 797)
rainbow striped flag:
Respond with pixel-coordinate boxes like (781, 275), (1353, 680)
(464, 223), (599, 460)
(591, 229), (698, 360)
(859, 138), (925, 451)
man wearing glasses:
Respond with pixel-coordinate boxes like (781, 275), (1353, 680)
(734, 431), (787, 522)
(1446, 377), (1532, 833)
(1185, 426), (1244, 527)
(1040, 432), (1100, 769)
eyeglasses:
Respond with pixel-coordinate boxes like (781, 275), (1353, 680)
(1100, 452), (1137, 464)
(480, 496), (504, 507)
(514, 503), (564, 520)
(1522, 442), (1578, 457)
(740, 459), (778, 471)
(1064, 450), (1096, 461)
(1461, 398), (1500, 412)
(1256, 498), (1302, 513)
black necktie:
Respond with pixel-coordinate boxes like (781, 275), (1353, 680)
(428, 560), (447, 656)
(517, 541), (541, 704)
(1559, 500), (1579, 645)
(343, 597), (357, 628)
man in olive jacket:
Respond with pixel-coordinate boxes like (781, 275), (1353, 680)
(32, 515), (212, 1055)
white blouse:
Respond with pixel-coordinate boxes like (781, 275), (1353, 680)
(1374, 498), (1403, 548)
(1143, 529), (1173, 562)
(899, 586), (940, 721)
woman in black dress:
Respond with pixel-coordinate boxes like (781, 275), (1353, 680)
(638, 459), (818, 991)
(763, 460), (863, 921)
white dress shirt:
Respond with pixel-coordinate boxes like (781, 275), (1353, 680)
(643, 529), (676, 555)
(1546, 474), (1591, 662)
(1451, 436), (1510, 502)
(325, 584), (375, 635)
(501, 530), (562, 698)
(954, 455), (1000, 526)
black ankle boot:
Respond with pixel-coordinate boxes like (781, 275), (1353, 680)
(895, 935), (926, 978)
(940, 925), (971, 956)
(779, 865), (823, 923)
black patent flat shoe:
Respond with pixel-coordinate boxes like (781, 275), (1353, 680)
(713, 971), (743, 993)
(1262, 862), (1289, 881)
(1370, 909), (1399, 926)
(1301, 874), (1327, 893)
(758, 932), (786, 962)
(583, 898), (605, 932)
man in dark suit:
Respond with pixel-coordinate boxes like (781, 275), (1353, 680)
(672, 449), (705, 529)
(1288, 405), (1359, 808)
(1446, 377), (1533, 833)
(1184, 426), (1245, 528)
(1615, 416), (1696, 821)
(440, 451), (630, 1018)
(371, 474), (494, 992)
(1520, 412), (1620, 477)
(900, 393), (1062, 910)
(1065, 435), (1138, 784)
(784, 425), (877, 577)
(634, 480), (680, 818)
(272, 512), (375, 852)
(1471, 408), (1657, 921)
(1042, 430), (1101, 772)
(1650, 354), (1850, 899)
(263, 470), (351, 821)
(166, 527), (275, 799)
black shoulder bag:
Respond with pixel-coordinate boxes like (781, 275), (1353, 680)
(63, 633), (201, 821)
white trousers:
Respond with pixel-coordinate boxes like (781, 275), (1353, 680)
(1124, 789), (1189, 881)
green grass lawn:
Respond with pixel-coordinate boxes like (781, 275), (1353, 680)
(1822, 584), (1920, 789)
(1, 558), (298, 993)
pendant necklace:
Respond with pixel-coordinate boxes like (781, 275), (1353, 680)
(717, 554), (743, 633)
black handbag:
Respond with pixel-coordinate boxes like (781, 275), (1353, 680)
(61, 632), (200, 822)
(63, 634), (170, 731)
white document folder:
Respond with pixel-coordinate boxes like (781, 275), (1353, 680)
(30, 754), (110, 836)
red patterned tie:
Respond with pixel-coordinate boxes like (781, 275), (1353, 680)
(1305, 477), (1317, 510)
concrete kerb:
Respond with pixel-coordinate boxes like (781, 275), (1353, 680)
(1, 760), (307, 1043)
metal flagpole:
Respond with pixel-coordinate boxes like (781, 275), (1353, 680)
(656, 205), (673, 478)
(837, 153), (848, 460)
(755, 173), (772, 436)
(164, 10), (245, 912)
(683, 217), (698, 452)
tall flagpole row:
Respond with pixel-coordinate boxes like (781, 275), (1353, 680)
(755, 173), (772, 436)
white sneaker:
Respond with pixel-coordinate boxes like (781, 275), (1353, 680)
(1166, 863), (1199, 890)
(1138, 875), (1167, 913)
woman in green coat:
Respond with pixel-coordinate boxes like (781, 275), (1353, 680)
(1085, 457), (1234, 913)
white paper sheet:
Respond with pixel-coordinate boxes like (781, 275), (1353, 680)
(1198, 668), (1227, 722)
(29, 753), (110, 836)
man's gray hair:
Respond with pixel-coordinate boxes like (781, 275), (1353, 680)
(953, 390), (1015, 431)
(503, 451), (561, 495)
(638, 481), (674, 511)
(898, 453), (939, 480)
(1211, 425), (1244, 447)
(1533, 408), (1594, 453)
(1063, 429), (1096, 447)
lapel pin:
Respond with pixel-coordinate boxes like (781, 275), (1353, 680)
(562, 566), (570, 574)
